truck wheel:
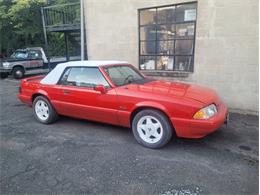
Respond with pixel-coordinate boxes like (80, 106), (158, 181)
(33, 96), (59, 124)
(132, 109), (173, 149)
(0, 73), (8, 79)
(12, 67), (24, 79)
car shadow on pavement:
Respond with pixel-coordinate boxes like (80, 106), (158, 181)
(28, 109), (259, 161)
(55, 115), (228, 150)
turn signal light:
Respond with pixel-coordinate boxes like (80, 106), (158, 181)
(193, 104), (217, 120)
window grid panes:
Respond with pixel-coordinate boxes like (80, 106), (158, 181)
(139, 2), (197, 72)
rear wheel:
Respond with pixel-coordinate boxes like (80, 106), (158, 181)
(12, 67), (24, 79)
(132, 109), (173, 149)
(33, 96), (58, 124)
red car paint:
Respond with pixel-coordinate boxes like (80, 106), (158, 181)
(18, 64), (228, 138)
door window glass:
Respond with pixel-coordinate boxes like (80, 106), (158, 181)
(29, 50), (42, 59)
(59, 67), (110, 88)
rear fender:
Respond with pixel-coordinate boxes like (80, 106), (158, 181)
(32, 89), (50, 102)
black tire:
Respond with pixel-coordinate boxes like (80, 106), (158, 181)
(33, 96), (59, 124)
(12, 67), (24, 79)
(0, 73), (8, 79)
(132, 109), (173, 149)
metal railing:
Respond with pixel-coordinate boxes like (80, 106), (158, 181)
(42, 2), (80, 31)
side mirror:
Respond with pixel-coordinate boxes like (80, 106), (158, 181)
(94, 84), (107, 94)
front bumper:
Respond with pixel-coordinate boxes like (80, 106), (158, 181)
(0, 67), (12, 73)
(171, 103), (228, 138)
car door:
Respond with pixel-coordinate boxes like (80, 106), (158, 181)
(28, 50), (43, 68)
(52, 66), (119, 125)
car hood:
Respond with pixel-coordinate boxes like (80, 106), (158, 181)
(1, 57), (25, 62)
(128, 80), (221, 106)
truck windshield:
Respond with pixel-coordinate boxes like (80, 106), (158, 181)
(11, 51), (28, 59)
(104, 65), (146, 86)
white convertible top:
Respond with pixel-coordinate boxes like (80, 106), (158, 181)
(40, 60), (128, 85)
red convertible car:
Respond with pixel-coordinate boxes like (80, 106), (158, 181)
(18, 61), (228, 148)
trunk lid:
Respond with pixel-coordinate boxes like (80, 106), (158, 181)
(22, 75), (45, 84)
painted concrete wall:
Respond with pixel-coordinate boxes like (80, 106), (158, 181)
(84, 0), (259, 114)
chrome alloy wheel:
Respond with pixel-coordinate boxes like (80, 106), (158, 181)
(137, 115), (163, 144)
(35, 100), (49, 121)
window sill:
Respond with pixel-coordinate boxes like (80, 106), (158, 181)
(141, 70), (191, 78)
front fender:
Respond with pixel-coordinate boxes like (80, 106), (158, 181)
(117, 101), (171, 128)
(133, 101), (171, 118)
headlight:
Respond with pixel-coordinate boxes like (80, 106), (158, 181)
(193, 104), (218, 119)
(3, 62), (10, 67)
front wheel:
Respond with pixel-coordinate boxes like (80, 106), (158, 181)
(33, 96), (58, 124)
(132, 109), (173, 149)
(12, 67), (24, 79)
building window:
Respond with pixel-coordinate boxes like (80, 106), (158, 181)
(138, 2), (197, 72)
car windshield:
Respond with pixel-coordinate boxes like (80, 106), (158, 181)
(11, 51), (28, 59)
(104, 65), (145, 86)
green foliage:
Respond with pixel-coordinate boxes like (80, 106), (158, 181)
(48, 32), (65, 57)
(8, 0), (45, 37)
(0, 0), (80, 57)
(0, 0), (47, 55)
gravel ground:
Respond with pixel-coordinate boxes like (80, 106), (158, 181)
(0, 77), (258, 195)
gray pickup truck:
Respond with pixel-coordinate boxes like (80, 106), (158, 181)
(0, 47), (49, 79)
(0, 47), (81, 79)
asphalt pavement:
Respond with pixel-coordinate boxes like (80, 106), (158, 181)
(0, 77), (258, 195)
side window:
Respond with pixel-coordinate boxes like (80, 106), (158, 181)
(59, 67), (110, 88)
(29, 50), (42, 59)
(59, 68), (71, 84)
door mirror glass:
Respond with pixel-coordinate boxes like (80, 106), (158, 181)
(94, 84), (107, 94)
